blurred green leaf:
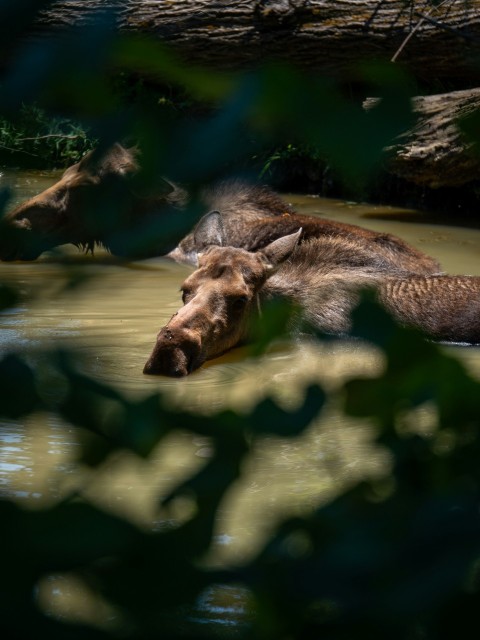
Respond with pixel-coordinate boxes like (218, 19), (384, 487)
(248, 297), (299, 356)
(0, 354), (40, 418)
(111, 36), (235, 102)
(1, 3), (480, 639)
(459, 106), (480, 155)
(0, 0), (54, 48)
(248, 384), (326, 437)
(0, 282), (19, 310)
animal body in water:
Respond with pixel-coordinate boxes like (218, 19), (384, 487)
(1, 144), (439, 277)
(0, 144), (187, 261)
(5, 143), (471, 377)
(144, 212), (480, 377)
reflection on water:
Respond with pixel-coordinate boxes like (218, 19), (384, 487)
(2, 170), (480, 630)
(1, 167), (63, 208)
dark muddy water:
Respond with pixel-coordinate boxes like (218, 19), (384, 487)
(1, 168), (480, 630)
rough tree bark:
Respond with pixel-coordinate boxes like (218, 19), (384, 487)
(24, 0), (480, 85)
(8, 0), (480, 189)
(366, 88), (480, 188)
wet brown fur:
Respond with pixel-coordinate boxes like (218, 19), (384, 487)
(1, 145), (439, 279)
(379, 275), (480, 342)
(171, 181), (439, 275)
(266, 236), (480, 341)
(0, 144), (187, 261)
(144, 229), (480, 377)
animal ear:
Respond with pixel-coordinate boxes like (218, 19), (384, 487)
(78, 143), (138, 178)
(193, 210), (225, 251)
(156, 176), (176, 196)
(261, 228), (302, 269)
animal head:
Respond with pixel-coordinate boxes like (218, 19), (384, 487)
(143, 212), (302, 376)
(0, 144), (181, 260)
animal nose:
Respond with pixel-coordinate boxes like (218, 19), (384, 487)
(143, 327), (203, 377)
(0, 220), (42, 261)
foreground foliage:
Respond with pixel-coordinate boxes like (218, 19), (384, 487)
(0, 104), (95, 167)
(1, 2), (480, 638)
(1, 297), (480, 639)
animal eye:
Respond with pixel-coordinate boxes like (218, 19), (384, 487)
(232, 296), (248, 309)
(181, 288), (191, 304)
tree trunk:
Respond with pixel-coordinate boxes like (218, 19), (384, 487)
(23, 0), (480, 86)
(366, 88), (480, 188)
(8, 1), (480, 191)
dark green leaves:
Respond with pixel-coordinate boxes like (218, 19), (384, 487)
(0, 354), (40, 418)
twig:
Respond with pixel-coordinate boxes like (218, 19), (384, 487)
(391, 0), (453, 63)
(414, 10), (480, 42)
(17, 134), (84, 142)
(391, 14), (426, 62)
(0, 143), (39, 157)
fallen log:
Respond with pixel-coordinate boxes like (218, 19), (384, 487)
(11, 0), (480, 86)
(4, 1), (480, 191)
(366, 88), (480, 188)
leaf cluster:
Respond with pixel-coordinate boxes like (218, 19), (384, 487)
(1, 3), (480, 639)
(1, 295), (480, 639)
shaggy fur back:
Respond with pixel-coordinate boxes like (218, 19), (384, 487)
(262, 236), (480, 342)
(379, 275), (480, 342)
(173, 182), (440, 275)
(263, 236), (403, 333)
(203, 179), (295, 219)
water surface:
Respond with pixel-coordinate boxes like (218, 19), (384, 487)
(1, 169), (480, 627)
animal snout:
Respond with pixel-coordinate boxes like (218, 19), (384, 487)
(143, 326), (203, 377)
(0, 221), (23, 261)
